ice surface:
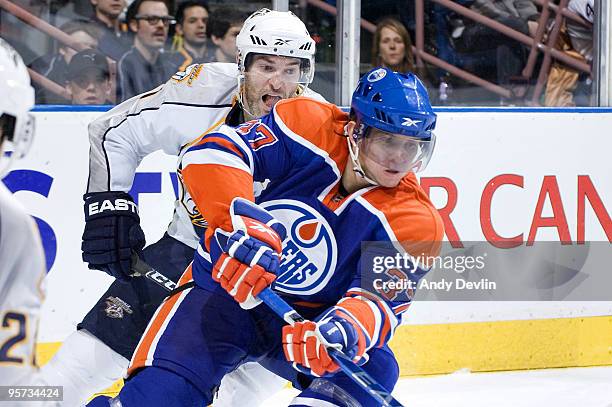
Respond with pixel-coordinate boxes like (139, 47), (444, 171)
(264, 366), (612, 406)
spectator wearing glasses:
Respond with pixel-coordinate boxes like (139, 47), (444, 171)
(208, 8), (247, 63)
(170, 0), (214, 71)
(89, 0), (132, 61)
(117, 0), (177, 101)
(66, 49), (112, 105)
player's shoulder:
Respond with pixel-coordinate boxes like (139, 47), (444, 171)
(171, 62), (237, 86)
(300, 86), (327, 103)
(274, 97), (344, 125)
(91, 62), (238, 129)
(272, 97), (348, 146)
(167, 62), (238, 102)
(362, 174), (444, 254)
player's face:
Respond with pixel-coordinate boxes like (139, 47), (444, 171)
(379, 26), (405, 68)
(358, 128), (422, 187)
(178, 6), (208, 46)
(68, 71), (110, 105)
(243, 55), (301, 118)
(131, 1), (170, 49)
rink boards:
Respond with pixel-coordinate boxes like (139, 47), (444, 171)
(7, 106), (611, 376)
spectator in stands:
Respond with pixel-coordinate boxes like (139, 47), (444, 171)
(66, 49), (112, 105)
(208, 8), (246, 63)
(456, 0), (539, 86)
(117, 0), (177, 101)
(89, 0), (131, 61)
(170, 0), (214, 71)
(545, 0), (594, 106)
(29, 20), (101, 104)
(371, 17), (415, 73)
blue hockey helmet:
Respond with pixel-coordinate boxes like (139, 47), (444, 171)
(351, 67), (436, 140)
(348, 68), (437, 179)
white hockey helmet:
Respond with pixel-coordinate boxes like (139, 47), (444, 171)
(236, 8), (316, 85)
(0, 39), (35, 178)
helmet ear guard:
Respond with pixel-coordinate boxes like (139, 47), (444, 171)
(0, 39), (35, 178)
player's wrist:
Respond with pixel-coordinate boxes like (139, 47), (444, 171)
(83, 191), (140, 222)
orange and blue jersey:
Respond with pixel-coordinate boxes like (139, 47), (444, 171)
(180, 97), (444, 350)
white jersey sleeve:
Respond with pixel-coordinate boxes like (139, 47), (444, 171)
(87, 59), (327, 249)
(86, 62), (240, 193)
(0, 184), (53, 392)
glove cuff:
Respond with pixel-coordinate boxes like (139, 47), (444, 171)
(83, 191), (139, 222)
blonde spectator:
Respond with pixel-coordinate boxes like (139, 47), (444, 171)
(372, 17), (415, 73)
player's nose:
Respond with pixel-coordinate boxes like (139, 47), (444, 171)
(266, 71), (283, 89)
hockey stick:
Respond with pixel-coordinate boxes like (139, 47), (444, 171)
(130, 254), (178, 291)
(130, 257), (404, 406)
(258, 288), (405, 407)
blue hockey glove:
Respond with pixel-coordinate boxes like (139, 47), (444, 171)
(82, 191), (145, 281)
(211, 197), (286, 309)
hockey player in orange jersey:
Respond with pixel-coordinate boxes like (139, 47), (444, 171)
(89, 68), (443, 406)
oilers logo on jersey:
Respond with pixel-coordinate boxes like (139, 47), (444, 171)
(262, 200), (337, 296)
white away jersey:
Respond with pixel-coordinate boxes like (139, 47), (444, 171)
(86, 62), (324, 248)
(0, 183), (49, 390)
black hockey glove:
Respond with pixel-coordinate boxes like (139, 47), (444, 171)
(82, 191), (146, 281)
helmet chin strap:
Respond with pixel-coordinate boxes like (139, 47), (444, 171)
(237, 72), (306, 120)
(237, 74), (256, 120)
(345, 125), (378, 186)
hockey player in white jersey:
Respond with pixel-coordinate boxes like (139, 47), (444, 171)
(39, 9), (323, 406)
(0, 39), (61, 405)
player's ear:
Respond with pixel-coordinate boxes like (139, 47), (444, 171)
(176, 24), (184, 36)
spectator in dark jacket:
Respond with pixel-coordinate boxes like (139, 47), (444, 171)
(457, 0), (540, 85)
(89, 0), (132, 61)
(66, 49), (112, 105)
(170, 0), (214, 71)
(117, 0), (177, 101)
(29, 20), (100, 104)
